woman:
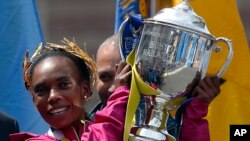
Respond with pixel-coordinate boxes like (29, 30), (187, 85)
(10, 38), (131, 141)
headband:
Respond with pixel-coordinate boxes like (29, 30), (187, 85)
(23, 38), (96, 89)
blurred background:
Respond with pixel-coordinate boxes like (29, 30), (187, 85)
(37, 0), (249, 56)
(37, 0), (116, 56)
(37, 0), (249, 111)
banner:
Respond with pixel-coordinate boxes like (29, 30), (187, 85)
(0, 0), (48, 134)
(114, 0), (149, 34)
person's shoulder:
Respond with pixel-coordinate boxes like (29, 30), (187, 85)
(0, 111), (19, 132)
(85, 102), (103, 121)
(91, 102), (103, 113)
(0, 112), (16, 122)
(114, 86), (130, 93)
(10, 132), (53, 141)
(110, 86), (130, 98)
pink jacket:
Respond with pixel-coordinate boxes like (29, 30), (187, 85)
(10, 87), (210, 141)
(10, 86), (129, 141)
(179, 98), (210, 141)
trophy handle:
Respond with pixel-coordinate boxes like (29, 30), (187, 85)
(118, 17), (129, 60)
(213, 37), (233, 77)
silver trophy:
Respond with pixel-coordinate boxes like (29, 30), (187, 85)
(119, 0), (233, 140)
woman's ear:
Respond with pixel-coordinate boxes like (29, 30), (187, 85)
(81, 81), (92, 101)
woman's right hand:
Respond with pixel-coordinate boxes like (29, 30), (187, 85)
(114, 61), (132, 89)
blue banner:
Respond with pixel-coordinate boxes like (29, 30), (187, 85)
(114, 0), (148, 34)
(0, 0), (48, 134)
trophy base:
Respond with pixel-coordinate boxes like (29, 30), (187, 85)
(129, 126), (176, 141)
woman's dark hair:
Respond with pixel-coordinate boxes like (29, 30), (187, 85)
(28, 49), (90, 84)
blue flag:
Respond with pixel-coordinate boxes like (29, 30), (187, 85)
(0, 0), (48, 134)
(114, 0), (148, 34)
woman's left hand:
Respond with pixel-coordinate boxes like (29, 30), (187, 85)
(192, 75), (220, 103)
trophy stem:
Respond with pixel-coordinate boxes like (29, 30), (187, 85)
(129, 96), (176, 141)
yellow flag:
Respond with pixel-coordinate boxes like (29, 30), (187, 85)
(156, 0), (250, 140)
(189, 1), (250, 141)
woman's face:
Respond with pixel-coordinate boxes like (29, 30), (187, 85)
(29, 56), (90, 129)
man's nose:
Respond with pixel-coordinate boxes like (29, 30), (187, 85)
(108, 83), (116, 94)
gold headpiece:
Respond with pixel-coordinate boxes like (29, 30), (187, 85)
(23, 38), (96, 89)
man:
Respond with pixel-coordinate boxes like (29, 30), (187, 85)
(0, 112), (19, 141)
(87, 35), (121, 120)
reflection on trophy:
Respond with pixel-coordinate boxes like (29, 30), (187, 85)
(119, 0), (233, 140)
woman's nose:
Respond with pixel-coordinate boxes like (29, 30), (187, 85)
(48, 89), (60, 103)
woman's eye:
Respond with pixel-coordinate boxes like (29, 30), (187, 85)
(59, 81), (71, 89)
(34, 85), (47, 96)
(34, 86), (46, 93)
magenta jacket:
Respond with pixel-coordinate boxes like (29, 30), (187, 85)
(180, 98), (210, 141)
(10, 87), (209, 141)
(10, 86), (129, 141)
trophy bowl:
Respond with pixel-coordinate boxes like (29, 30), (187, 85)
(134, 0), (233, 107)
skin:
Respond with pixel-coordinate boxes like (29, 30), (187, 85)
(193, 75), (220, 103)
(29, 56), (91, 132)
(95, 35), (122, 107)
(184, 71), (220, 103)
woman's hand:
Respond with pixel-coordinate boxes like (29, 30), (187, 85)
(192, 75), (220, 103)
(114, 61), (132, 89)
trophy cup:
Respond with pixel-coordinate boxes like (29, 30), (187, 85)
(118, 0), (233, 140)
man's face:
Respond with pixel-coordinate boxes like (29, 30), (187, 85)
(95, 43), (121, 107)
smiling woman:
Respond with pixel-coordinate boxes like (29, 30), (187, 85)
(9, 38), (132, 141)
(31, 55), (90, 130)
